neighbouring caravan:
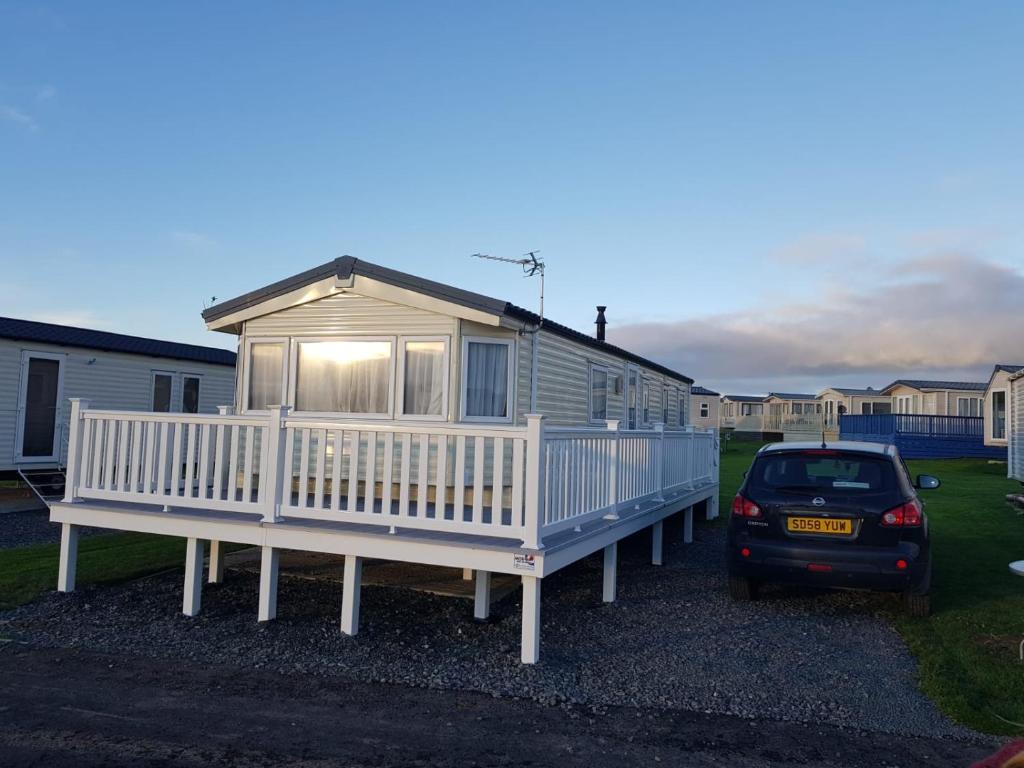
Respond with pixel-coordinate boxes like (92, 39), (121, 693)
(1010, 370), (1024, 482)
(50, 256), (719, 664)
(982, 364), (1024, 449)
(720, 395), (764, 438)
(763, 392), (820, 440)
(0, 316), (236, 477)
(880, 379), (988, 416)
(817, 387), (891, 435)
(689, 386), (720, 431)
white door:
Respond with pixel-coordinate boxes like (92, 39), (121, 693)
(15, 350), (66, 464)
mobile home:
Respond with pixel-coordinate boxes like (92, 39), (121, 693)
(719, 395), (764, 437)
(763, 393), (820, 439)
(982, 364), (1023, 449)
(1011, 370), (1024, 482)
(689, 385), (720, 431)
(0, 317), (235, 498)
(50, 256), (719, 663)
(817, 387), (891, 435)
(880, 379), (987, 416)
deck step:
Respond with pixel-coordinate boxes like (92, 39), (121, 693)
(17, 468), (66, 507)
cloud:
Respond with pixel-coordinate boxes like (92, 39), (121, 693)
(35, 84), (56, 102)
(770, 233), (866, 265)
(23, 310), (110, 329)
(608, 253), (1024, 395)
(0, 104), (37, 131)
(170, 230), (216, 248)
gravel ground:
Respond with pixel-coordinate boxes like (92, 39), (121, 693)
(0, 517), (975, 741)
(0, 509), (114, 550)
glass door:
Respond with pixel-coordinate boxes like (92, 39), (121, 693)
(17, 351), (65, 462)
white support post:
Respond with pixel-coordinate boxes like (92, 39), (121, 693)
(687, 426), (697, 489)
(57, 523), (80, 593)
(706, 495), (720, 521)
(258, 546), (279, 622)
(605, 419), (620, 520)
(520, 575), (541, 664)
(522, 414), (546, 550)
(603, 542), (618, 602)
(62, 399), (89, 503)
(474, 570), (492, 621)
(684, 505), (694, 544)
(183, 537), (204, 617)
(262, 405), (291, 523)
(208, 540), (225, 583)
(341, 555), (363, 636)
(654, 423), (665, 501)
(652, 520), (663, 566)
(462, 568), (474, 581)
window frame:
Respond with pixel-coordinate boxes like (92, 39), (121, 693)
(151, 370), (175, 413)
(641, 379), (652, 426)
(678, 387), (687, 426)
(459, 335), (516, 424)
(992, 389), (1007, 440)
(289, 335), (397, 419)
(699, 401), (710, 419)
(957, 396), (981, 417)
(181, 373), (202, 414)
(588, 363), (610, 424)
(396, 335), (451, 421)
(242, 337), (290, 414)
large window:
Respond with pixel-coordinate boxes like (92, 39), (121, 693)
(295, 339), (393, 414)
(182, 376), (200, 413)
(152, 373), (173, 412)
(462, 337), (513, 421)
(957, 396), (981, 417)
(247, 341), (286, 411)
(589, 365), (608, 422)
(400, 339), (447, 417)
(992, 391), (1007, 439)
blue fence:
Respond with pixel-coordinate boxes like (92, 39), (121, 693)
(839, 414), (1007, 460)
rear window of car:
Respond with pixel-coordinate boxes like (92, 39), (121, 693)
(748, 451), (896, 494)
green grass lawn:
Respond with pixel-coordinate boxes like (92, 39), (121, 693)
(718, 440), (1024, 736)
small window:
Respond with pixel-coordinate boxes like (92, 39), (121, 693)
(152, 373), (173, 412)
(589, 365), (608, 422)
(641, 380), (651, 425)
(182, 376), (200, 414)
(993, 391), (1007, 439)
(295, 339), (393, 414)
(700, 401), (710, 418)
(462, 337), (513, 421)
(247, 341), (286, 411)
(678, 388), (686, 425)
(662, 386), (669, 425)
(793, 403), (803, 415)
(401, 339), (447, 417)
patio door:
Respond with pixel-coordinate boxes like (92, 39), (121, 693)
(16, 351), (65, 464)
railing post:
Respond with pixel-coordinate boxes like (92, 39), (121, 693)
(522, 414), (545, 550)
(62, 398), (89, 503)
(686, 425), (696, 489)
(263, 405), (291, 523)
(605, 419), (620, 520)
(654, 423), (665, 501)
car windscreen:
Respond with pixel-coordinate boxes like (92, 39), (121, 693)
(747, 451), (897, 494)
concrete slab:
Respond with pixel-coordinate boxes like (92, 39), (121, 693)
(223, 548), (521, 601)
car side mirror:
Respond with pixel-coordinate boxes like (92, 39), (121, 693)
(915, 475), (940, 490)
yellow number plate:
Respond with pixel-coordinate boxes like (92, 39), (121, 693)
(786, 516), (852, 535)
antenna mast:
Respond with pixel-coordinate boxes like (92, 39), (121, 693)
(471, 251), (545, 323)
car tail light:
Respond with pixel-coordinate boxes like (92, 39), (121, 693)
(880, 499), (923, 528)
(896, 559), (908, 570)
(807, 563), (832, 573)
(731, 494), (762, 519)
(740, 547), (751, 558)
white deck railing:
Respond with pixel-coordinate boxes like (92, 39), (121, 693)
(61, 400), (719, 549)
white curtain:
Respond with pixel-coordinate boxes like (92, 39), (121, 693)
(296, 341), (391, 413)
(403, 341), (445, 415)
(248, 343), (284, 410)
(465, 341), (508, 418)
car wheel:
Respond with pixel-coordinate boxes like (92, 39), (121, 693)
(728, 575), (758, 601)
(903, 590), (931, 617)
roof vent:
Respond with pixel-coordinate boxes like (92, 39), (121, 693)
(595, 306), (607, 341)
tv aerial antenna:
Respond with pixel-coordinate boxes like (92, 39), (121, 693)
(471, 251), (545, 323)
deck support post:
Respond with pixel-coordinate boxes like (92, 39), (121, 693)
(208, 540), (225, 584)
(706, 495), (719, 521)
(57, 523), (80, 593)
(462, 568), (474, 581)
(474, 570), (492, 620)
(652, 520), (663, 566)
(684, 505), (694, 544)
(603, 542), (618, 602)
(258, 546), (279, 622)
(341, 555), (363, 636)
(183, 537), (204, 617)
(520, 576), (541, 664)
(522, 414), (546, 550)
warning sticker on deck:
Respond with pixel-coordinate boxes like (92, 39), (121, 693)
(513, 553), (536, 572)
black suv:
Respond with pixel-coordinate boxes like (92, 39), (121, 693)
(726, 441), (939, 616)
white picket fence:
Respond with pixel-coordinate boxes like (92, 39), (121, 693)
(62, 399), (719, 549)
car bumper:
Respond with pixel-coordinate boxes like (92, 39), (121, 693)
(727, 533), (928, 592)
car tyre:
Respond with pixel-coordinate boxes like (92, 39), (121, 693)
(903, 590), (931, 617)
(728, 575), (758, 601)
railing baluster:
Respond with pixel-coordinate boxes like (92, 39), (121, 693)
(398, 433), (411, 517)
(143, 420), (156, 494)
(298, 428), (310, 509)
(491, 436), (504, 525)
(511, 438), (524, 527)
(380, 432), (394, 516)
(472, 436), (484, 524)
(212, 423), (226, 502)
(242, 426), (255, 504)
(197, 423), (212, 500)
(454, 435), (466, 522)
(183, 424), (197, 499)
(227, 425), (240, 502)
(435, 434), (448, 520)
(313, 429), (327, 510)
(417, 433), (429, 518)
(364, 431), (377, 514)
(331, 429), (344, 513)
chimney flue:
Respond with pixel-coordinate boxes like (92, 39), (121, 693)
(595, 305), (607, 341)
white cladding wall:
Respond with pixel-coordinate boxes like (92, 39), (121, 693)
(0, 338), (235, 469)
(1011, 377), (1024, 481)
(690, 396), (719, 430)
(244, 292), (456, 337)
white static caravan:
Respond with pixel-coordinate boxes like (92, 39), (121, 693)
(0, 317), (235, 498)
(719, 395), (764, 436)
(880, 379), (988, 416)
(817, 387), (891, 434)
(763, 393), (821, 440)
(50, 256), (719, 663)
(1010, 370), (1024, 482)
(983, 364), (1024, 449)
(689, 386), (720, 431)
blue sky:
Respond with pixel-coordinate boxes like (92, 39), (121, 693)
(2, 2), (1022, 394)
